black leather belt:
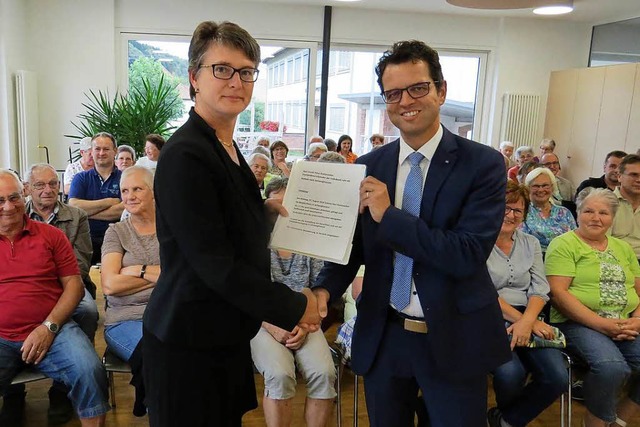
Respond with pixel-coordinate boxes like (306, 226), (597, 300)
(388, 308), (428, 334)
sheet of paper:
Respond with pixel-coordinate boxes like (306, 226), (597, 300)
(270, 161), (366, 264)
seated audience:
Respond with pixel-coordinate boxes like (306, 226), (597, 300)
(135, 134), (164, 174)
(1, 163), (100, 425)
(250, 177), (336, 427)
(547, 187), (640, 427)
(248, 152), (273, 198)
(486, 180), (568, 427)
(323, 138), (337, 152)
(101, 166), (159, 417)
(522, 168), (576, 253)
(303, 142), (328, 161)
(115, 145), (136, 171)
(576, 150), (627, 196)
(309, 135), (324, 144)
(370, 133), (385, 151)
(539, 138), (556, 158)
(500, 140), (515, 169)
(63, 137), (94, 195)
(69, 132), (124, 265)
(269, 140), (293, 177)
(337, 134), (357, 164)
(611, 154), (640, 262)
(0, 169), (109, 427)
(256, 136), (271, 148)
(541, 153), (574, 203)
(508, 146), (534, 181)
(517, 160), (539, 184)
(318, 151), (346, 164)
(251, 145), (271, 158)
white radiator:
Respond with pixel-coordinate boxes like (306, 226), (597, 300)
(15, 70), (40, 176)
(499, 93), (540, 149)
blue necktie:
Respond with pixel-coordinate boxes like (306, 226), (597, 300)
(390, 152), (425, 310)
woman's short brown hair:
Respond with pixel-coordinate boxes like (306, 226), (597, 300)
(269, 140), (289, 159)
(187, 21), (261, 100)
(505, 180), (530, 219)
(145, 134), (165, 151)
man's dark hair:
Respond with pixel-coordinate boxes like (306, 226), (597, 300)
(619, 154), (640, 175)
(375, 40), (444, 94)
(605, 150), (627, 164)
(92, 132), (117, 149)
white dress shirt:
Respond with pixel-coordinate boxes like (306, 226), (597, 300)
(391, 125), (443, 318)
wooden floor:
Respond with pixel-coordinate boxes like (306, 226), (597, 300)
(5, 267), (640, 426)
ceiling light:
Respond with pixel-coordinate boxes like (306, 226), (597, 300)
(533, 4), (573, 15)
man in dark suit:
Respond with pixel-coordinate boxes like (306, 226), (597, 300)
(313, 40), (511, 427)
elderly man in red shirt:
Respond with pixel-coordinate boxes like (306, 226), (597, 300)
(0, 169), (109, 427)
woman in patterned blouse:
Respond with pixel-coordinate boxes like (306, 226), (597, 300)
(546, 188), (640, 427)
(522, 167), (576, 253)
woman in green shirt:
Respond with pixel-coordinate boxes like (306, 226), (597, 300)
(546, 187), (640, 427)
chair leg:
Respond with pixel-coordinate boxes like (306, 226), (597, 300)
(561, 353), (572, 427)
(353, 374), (358, 427)
(109, 372), (116, 408)
(336, 363), (342, 427)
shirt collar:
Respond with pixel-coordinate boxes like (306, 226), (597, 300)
(27, 201), (59, 224)
(398, 124), (443, 167)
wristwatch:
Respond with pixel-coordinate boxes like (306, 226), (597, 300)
(43, 320), (59, 334)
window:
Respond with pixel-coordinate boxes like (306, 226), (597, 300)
(320, 46), (486, 154)
(329, 105), (345, 132)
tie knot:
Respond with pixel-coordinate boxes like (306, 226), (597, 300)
(408, 152), (424, 166)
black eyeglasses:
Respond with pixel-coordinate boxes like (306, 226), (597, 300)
(381, 81), (439, 104)
(542, 161), (560, 168)
(199, 64), (260, 83)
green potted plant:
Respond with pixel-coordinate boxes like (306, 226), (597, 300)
(66, 75), (182, 158)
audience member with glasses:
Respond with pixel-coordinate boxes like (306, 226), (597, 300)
(269, 140), (293, 177)
(142, 21), (321, 427)
(0, 163), (100, 426)
(541, 152), (575, 203)
(303, 141), (328, 161)
(546, 187), (640, 427)
(522, 167), (576, 254)
(611, 154), (640, 264)
(313, 39), (510, 427)
(486, 180), (568, 427)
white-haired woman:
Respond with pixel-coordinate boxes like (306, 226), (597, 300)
(509, 146), (535, 181)
(522, 167), (576, 253)
(546, 188), (640, 427)
(101, 166), (159, 417)
(248, 152), (273, 198)
(304, 142), (327, 161)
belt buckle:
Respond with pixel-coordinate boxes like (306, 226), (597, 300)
(403, 318), (428, 334)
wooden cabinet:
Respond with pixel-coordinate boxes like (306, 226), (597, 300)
(544, 63), (640, 186)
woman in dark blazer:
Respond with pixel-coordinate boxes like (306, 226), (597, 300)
(142, 21), (319, 427)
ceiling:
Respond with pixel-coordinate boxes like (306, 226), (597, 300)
(243, 0), (640, 24)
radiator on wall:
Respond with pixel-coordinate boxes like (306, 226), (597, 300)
(499, 93), (541, 149)
(15, 70), (40, 176)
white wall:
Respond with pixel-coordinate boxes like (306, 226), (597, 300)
(489, 18), (592, 148)
(0, 0), (29, 168)
(0, 0), (595, 170)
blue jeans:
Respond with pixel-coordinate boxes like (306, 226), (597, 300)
(104, 320), (142, 361)
(556, 321), (640, 423)
(4, 288), (99, 397)
(0, 322), (110, 418)
(492, 347), (568, 427)
(74, 288), (99, 343)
